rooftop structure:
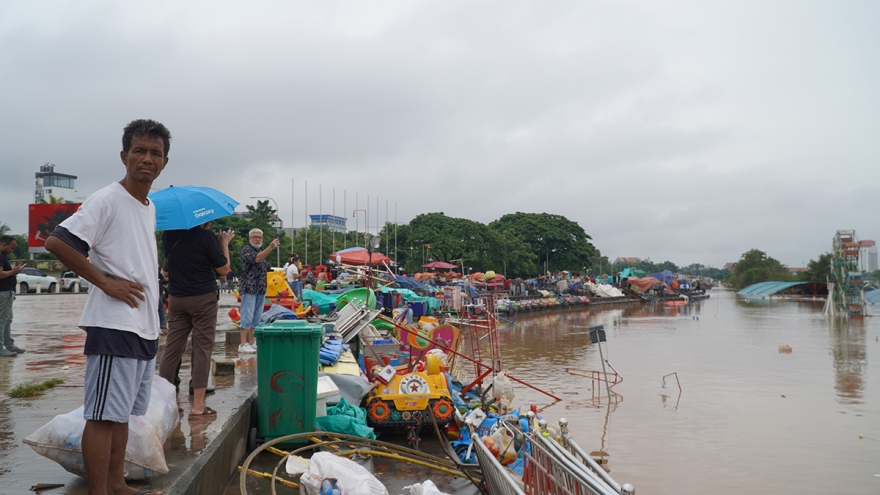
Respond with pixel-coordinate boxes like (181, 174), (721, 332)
(34, 163), (78, 204)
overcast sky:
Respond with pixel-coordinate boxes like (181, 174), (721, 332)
(2, 1), (878, 269)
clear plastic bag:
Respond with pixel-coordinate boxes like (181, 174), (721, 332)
(23, 376), (179, 480)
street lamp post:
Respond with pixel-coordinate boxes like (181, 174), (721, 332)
(250, 196), (281, 268)
(352, 209), (367, 247)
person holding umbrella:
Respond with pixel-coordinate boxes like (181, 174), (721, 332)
(238, 228), (279, 353)
(158, 221), (234, 419)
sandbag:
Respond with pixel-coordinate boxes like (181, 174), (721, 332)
(23, 375), (179, 480)
(299, 452), (388, 495)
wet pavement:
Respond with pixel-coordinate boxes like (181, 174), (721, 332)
(0, 291), (257, 495)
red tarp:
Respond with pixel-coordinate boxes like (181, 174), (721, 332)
(330, 248), (391, 266)
(625, 277), (674, 294)
(422, 261), (458, 270)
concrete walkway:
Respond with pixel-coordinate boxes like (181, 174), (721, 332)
(0, 291), (256, 495)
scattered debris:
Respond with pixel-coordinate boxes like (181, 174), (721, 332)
(30, 483), (64, 492)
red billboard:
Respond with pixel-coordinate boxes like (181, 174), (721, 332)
(28, 203), (81, 252)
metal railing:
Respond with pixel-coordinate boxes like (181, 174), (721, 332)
(470, 418), (634, 495)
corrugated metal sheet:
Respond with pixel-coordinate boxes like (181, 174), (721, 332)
(737, 281), (812, 297)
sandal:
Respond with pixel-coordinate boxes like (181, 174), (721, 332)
(188, 406), (217, 419)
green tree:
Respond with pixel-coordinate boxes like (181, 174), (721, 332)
(727, 249), (793, 289)
(484, 228), (536, 277)
(797, 253), (832, 282)
(489, 212), (597, 275)
(390, 213), (499, 274)
(0, 222), (10, 236)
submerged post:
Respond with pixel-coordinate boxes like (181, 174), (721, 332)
(589, 325), (612, 402)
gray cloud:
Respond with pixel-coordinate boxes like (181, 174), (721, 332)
(2, 0), (878, 270)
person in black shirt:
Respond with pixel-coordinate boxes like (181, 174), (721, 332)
(158, 222), (234, 419)
(0, 235), (25, 356)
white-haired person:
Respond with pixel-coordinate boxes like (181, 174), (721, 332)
(237, 228), (278, 353)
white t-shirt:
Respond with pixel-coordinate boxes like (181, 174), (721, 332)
(286, 263), (300, 284)
(59, 182), (160, 340)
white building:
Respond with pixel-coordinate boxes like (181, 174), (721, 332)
(859, 240), (877, 272)
(34, 163), (79, 203)
(309, 214), (347, 233)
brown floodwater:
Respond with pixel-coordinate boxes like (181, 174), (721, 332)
(492, 288), (880, 495)
(5, 289), (878, 494)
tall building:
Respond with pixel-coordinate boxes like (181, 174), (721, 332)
(34, 163), (78, 203)
(859, 240), (877, 272)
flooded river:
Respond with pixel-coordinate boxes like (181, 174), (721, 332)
(498, 288), (880, 495)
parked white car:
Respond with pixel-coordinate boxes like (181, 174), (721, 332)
(17, 267), (60, 293)
(60, 271), (90, 292)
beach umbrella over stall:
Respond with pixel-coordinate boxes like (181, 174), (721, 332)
(422, 261), (458, 270)
(329, 246), (391, 266)
(148, 185), (239, 231)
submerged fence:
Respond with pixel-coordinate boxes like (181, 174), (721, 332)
(471, 418), (634, 495)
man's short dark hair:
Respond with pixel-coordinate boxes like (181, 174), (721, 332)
(122, 119), (172, 156)
(0, 235), (15, 245)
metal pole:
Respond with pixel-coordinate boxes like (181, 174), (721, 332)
(304, 180), (308, 266)
(596, 334), (612, 402)
(332, 187), (336, 253)
(290, 177), (296, 254)
(319, 184), (323, 265)
(343, 190), (347, 249)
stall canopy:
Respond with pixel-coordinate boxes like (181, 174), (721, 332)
(329, 246), (391, 266)
(422, 261), (458, 270)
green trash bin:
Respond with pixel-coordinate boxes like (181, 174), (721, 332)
(255, 320), (323, 445)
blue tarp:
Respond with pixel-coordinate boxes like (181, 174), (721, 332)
(393, 276), (435, 296)
(649, 270), (675, 285)
(261, 304), (297, 323)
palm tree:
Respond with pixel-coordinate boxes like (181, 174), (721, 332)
(0, 222), (10, 236)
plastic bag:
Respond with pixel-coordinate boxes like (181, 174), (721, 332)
(23, 375), (179, 480)
(492, 372), (515, 403)
(491, 428), (517, 465)
(299, 452), (388, 495)
(403, 479), (449, 495)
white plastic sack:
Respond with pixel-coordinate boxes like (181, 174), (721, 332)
(403, 480), (449, 495)
(491, 372), (515, 403)
(299, 452), (388, 495)
(23, 375), (179, 480)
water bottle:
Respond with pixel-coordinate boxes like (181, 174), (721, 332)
(321, 479), (338, 495)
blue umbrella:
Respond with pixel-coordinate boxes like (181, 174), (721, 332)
(148, 185), (239, 231)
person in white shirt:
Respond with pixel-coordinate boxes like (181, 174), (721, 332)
(46, 119), (170, 495)
(285, 253), (302, 300)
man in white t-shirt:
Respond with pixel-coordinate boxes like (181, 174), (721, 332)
(46, 119), (170, 495)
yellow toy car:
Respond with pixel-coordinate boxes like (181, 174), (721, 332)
(365, 353), (455, 428)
